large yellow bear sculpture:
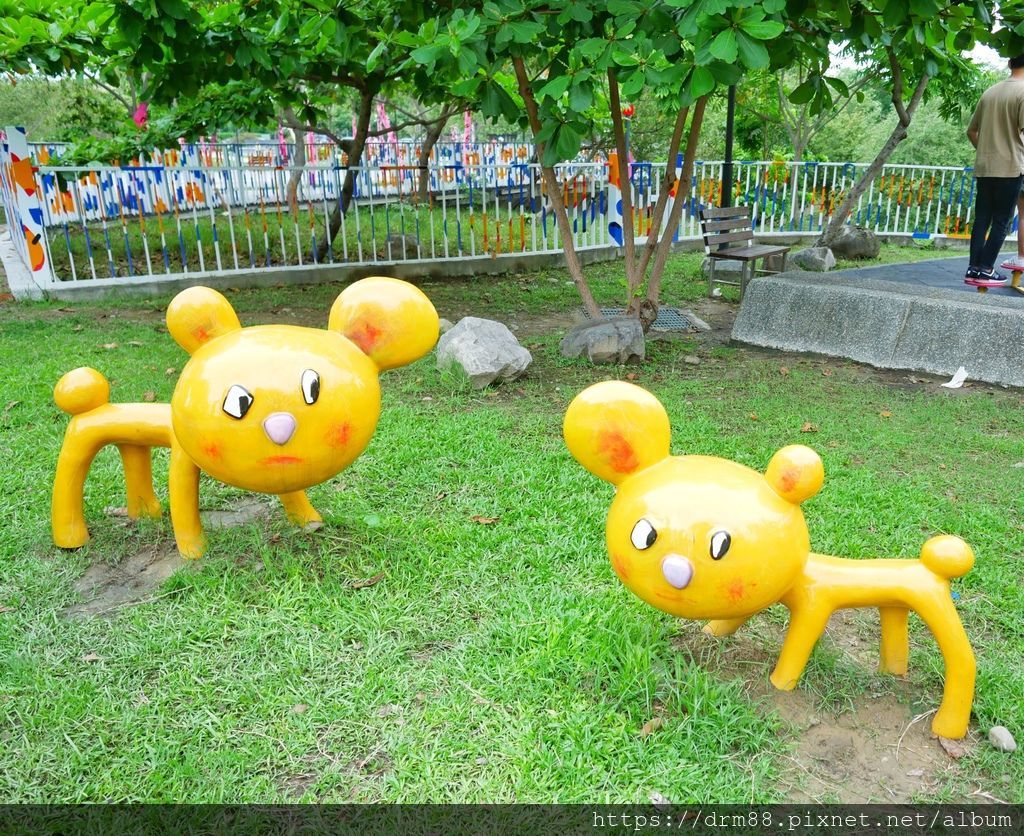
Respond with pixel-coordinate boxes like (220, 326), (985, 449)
(52, 277), (439, 559)
(564, 381), (976, 739)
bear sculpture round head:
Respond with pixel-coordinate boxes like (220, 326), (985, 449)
(166, 279), (438, 495)
(564, 381), (823, 620)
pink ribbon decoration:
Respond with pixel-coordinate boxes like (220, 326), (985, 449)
(132, 102), (148, 129)
(277, 124), (288, 164)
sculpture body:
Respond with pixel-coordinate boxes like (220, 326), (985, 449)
(52, 277), (439, 559)
(564, 381), (976, 739)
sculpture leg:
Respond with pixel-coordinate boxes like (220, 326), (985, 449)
(770, 605), (831, 691)
(704, 615), (752, 637)
(879, 607), (910, 675)
(169, 444), (205, 559)
(117, 444), (162, 519)
(51, 428), (100, 549)
(278, 490), (323, 530)
(914, 598), (975, 739)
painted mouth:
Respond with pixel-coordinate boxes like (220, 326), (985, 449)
(261, 455), (304, 465)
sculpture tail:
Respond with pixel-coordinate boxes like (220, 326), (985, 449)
(920, 535), (974, 579)
(54, 367), (110, 415)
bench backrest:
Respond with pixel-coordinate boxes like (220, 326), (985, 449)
(699, 205), (753, 253)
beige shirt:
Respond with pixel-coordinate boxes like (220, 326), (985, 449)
(970, 79), (1024, 178)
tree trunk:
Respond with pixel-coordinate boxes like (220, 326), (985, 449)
(645, 96), (709, 308)
(817, 74), (928, 248)
(284, 107), (306, 215)
(319, 88), (375, 260)
(416, 112), (450, 205)
(633, 103), (689, 289)
(512, 56), (601, 318)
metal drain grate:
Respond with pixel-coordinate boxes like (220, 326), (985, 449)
(582, 306), (698, 332)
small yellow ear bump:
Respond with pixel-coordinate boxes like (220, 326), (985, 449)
(766, 444), (824, 504)
(563, 381), (671, 485)
(166, 286), (242, 355)
(328, 276), (439, 371)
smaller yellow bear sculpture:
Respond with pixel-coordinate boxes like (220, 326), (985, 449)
(564, 381), (976, 739)
(52, 277), (439, 559)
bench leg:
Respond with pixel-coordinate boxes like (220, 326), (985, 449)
(740, 261), (751, 297)
(708, 258), (716, 298)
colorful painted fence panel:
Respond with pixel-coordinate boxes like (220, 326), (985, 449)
(1, 126), (55, 283)
(0, 133), (995, 289)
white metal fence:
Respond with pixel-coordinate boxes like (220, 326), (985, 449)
(0, 129), (991, 291)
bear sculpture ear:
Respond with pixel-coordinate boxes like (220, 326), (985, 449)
(563, 381), (672, 486)
(765, 445), (824, 505)
(166, 287), (242, 355)
(328, 277), (439, 371)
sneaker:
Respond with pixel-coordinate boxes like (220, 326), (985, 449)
(965, 266), (980, 280)
(1000, 255), (1024, 270)
(967, 267), (1008, 287)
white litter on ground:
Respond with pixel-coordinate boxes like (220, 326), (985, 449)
(941, 366), (968, 389)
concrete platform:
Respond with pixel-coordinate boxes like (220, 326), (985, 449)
(732, 253), (1024, 388)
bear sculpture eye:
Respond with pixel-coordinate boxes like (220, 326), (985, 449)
(630, 518), (657, 550)
(710, 530), (731, 560)
(301, 369), (320, 405)
(222, 384), (254, 420)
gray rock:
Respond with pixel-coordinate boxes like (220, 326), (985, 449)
(436, 317), (532, 388)
(683, 355), (700, 365)
(988, 726), (1017, 752)
(560, 316), (645, 365)
(384, 233), (420, 260)
(789, 247), (836, 272)
(829, 225), (880, 260)
(701, 257), (744, 276)
(681, 310), (712, 332)
(439, 318), (455, 334)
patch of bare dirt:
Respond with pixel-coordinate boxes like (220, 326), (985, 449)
(64, 544), (186, 619)
(671, 616), (975, 803)
(201, 497), (271, 529)
(62, 498), (271, 618)
(278, 740), (393, 801)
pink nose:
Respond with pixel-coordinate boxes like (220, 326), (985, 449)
(661, 555), (693, 589)
(263, 412), (297, 445)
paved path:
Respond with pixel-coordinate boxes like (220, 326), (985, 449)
(831, 251), (1023, 298)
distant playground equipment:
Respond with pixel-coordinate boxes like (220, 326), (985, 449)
(564, 381), (976, 740)
(51, 277), (439, 559)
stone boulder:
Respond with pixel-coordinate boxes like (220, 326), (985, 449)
(436, 317), (532, 388)
(829, 225), (880, 260)
(560, 316), (645, 365)
(384, 233), (420, 260)
(789, 247), (836, 272)
(701, 257), (744, 276)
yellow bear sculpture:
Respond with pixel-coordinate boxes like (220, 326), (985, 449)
(52, 277), (439, 559)
(564, 381), (976, 739)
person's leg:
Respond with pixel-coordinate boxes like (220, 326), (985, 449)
(970, 178), (994, 270)
(1017, 191), (1024, 259)
(1005, 189), (1024, 268)
(979, 176), (1022, 269)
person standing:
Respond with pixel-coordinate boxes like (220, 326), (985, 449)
(966, 54), (1024, 286)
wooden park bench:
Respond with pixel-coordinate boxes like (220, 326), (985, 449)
(699, 206), (790, 298)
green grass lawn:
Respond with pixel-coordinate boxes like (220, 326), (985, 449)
(1, 248), (1021, 803)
